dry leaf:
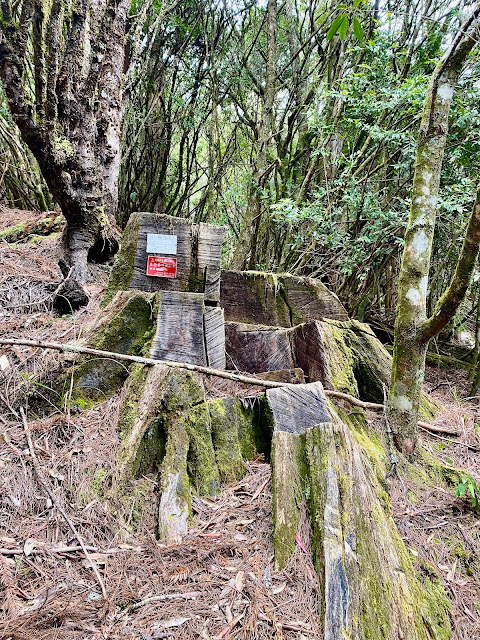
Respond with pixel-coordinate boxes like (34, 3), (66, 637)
(168, 566), (190, 584)
(0, 355), (10, 371)
(23, 538), (38, 556)
(234, 571), (244, 592)
(47, 469), (65, 481)
(446, 560), (457, 582)
(233, 533), (248, 541)
(305, 564), (315, 582)
(159, 616), (191, 628)
(271, 583), (286, 595)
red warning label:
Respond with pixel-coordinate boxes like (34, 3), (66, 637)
(146, 255), (177, 278)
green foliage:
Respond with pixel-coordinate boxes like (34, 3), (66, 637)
(456, 474), (480, 510)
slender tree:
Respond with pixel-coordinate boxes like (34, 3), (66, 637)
(387, 8), (480, 455)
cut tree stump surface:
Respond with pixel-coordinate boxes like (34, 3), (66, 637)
(266, 382), (331, 433)
(204, 306), (226, 369)
(225, 322), (295, 373)
(221, 270), (348, 326)
(150, 291), (206, 366)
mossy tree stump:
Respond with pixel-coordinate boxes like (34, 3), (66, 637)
(268, 385), (451, 640)
(113, 364), (264, 542)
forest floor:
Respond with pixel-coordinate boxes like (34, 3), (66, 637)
(0, 208), (479, 639)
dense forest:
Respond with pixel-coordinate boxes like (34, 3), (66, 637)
(1, 1), (480, 639)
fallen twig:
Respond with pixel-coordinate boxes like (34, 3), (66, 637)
(131, 591), (202, 610)
(214, 610), (246, 639)
(0, 338), (458, 435)
(4, 267), (74, 310)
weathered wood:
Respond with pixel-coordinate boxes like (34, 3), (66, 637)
(197, 223), (224, 302)
(266, 382), (331, 434)
(271, 430), (306, 569)
(103, 213), (225, 304)
(221, 271), (348, 326)
(255, 368), (305, 384)
(115, 366), (220, 541)
(225, 321), (295, 372)
(131, 213), (194, 293)
(208, 397), (252, 483)
(204, 307), (226, 369)
(292, 320), (329, 384)
(270, 401), (452, 639)
(150, 291), (207, 366)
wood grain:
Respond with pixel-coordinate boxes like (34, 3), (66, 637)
(197, 223), (224, 302)
(266, 381), (331, 433)
(204, 306), (226, 369)
(150, 291), (207, 366)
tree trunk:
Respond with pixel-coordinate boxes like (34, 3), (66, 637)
(230, 0), (277, 270)
(388, 12), (480, 454)
(0, 0), (129, 282)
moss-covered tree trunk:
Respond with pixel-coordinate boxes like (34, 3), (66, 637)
(388, 15), (480, 455)
(0, 0), (129, 281)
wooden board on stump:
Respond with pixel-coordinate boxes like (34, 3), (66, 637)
(105, 213), (224, 303)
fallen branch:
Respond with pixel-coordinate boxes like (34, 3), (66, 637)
(325, 389), (459, 436)
(131, 591), (202, 610)
(4, 267), (74, 310)
(0, 338), (458, 435)
(0, 337), (287, 389)
(19, 407), (107, 599)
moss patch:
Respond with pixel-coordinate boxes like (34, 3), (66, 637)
(66, 291), (157, 408)
(102, 213), (140, 307)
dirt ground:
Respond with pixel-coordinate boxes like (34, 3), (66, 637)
(0, 209), (479, 639)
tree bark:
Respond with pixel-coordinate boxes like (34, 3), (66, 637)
(0, 0), (129, 281)
(230, 0), (277, 270)
(388, 11), (480, 455)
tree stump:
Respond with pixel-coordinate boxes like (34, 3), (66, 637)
(268, 386), (451, 640)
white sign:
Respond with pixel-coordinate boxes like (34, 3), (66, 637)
(146, 233), (177, 255)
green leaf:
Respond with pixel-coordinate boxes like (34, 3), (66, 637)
(353, 0), (364, 6)
(326, 14), (346, 40)
(455, 483), (466, 497)
(353, 15), (364, 42)
(338, 15), (348, 40)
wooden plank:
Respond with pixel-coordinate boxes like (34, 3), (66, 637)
(204, 307), (226, 369)
(130, 213), (193, 293)
(150, 291), (207, 366)
(197, 223), (224, 302)
(266, 382), (331, 433)
(225, 321), (295, 373)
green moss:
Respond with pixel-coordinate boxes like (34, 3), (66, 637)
(448, 539), (480, 577)
(67, 292), (156, 408)
(411, 446), (463, 488)
(0, 216), (64, 243)
(354, 506), (392, 639)
(305, 425), (329, 577)
(54, 136), (75, 159)
(186, 403), (220, 495)
(102, 213), (140, 307)
(92, 468), (107, 497)
(320, 321), (359, 395)
(272, 431), (307, 569)
(209, 397), (246, 484)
